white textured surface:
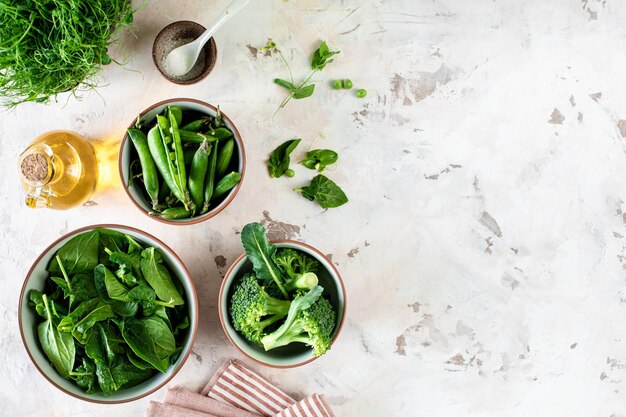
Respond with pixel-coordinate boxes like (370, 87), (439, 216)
(2, 0), (626, 416)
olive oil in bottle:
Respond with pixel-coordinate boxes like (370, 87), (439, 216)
(18, 130), (98, 210)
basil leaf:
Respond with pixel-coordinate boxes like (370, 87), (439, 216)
(240, 223), (288, 298)
(295, 174), (348, 208)
(140, 248), (184, 306)
(293, 84), (315, 99)
(267, 138), (301, 178)
(38, 295), (75, 378)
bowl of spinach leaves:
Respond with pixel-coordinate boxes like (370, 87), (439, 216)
(18, 225), (198, 403)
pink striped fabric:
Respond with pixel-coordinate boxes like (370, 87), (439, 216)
(201, 360), (335, 417)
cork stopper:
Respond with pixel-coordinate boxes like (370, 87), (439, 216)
(21, 153), (49, 182)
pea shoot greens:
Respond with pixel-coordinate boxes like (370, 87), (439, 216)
(263, 40), (340, 115)
(0, 0), (141, 107)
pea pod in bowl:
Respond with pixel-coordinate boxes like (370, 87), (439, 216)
(120, 99), (246, 225)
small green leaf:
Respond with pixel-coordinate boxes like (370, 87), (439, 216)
(267, 138), (301, 178)
(293, 84), (315, 99)
(294, 174), (348, 208)
(274, 78), (296, 91)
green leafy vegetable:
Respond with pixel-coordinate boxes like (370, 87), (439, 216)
(294, 174), (348, 208)
(264, 39), (339, 115)
(241, 223), (288, 298)
(38, 294), (75, 378)
(261, 287), (335, 357)
(299, 149), (338, 172)
(140, 248), (184, 306)
(28, 228), (189, 396)
(0, 0), (139, 107)
(121, 317), (175, 373)
(230, 273), (291, 343)
(268, 139), (301, 178)
(48, 230), (99, 276)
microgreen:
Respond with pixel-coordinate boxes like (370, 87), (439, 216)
(0, 0), (142, 107)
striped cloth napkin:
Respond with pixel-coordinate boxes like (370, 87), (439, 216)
(145, 359), (335, 417)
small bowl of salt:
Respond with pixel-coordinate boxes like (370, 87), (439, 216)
(152, 21), (218, 84)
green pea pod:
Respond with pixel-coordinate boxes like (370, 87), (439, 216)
(183, 148), (196, 165)
(147, 126), (184, 203)
(158, 178), (170, 202)
(179, 130), (218, 144)
(201, 141), (219, 214)
(168, 106), (183, 126)
(216, 138), (234, 179)
(127, 129), (159, 209)
(158, 207), (192, 220)
(168, 109), (194, 212)
(212, 171), (241, 200)
(188, 140), (211, 209)
(181, 118), (208, 132)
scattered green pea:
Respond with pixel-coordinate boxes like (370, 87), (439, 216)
(331, 80), (342, 89)
(285, 168), (295, 177)
(356, 88), (367, 98)
(342, 79), (353, 89)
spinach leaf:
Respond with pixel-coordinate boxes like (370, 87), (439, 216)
(121, 317), (175, 373)
(48, 230), (99, 276)
(94, 266), (138, 317)
(95, 264), (130, 302)
(72, 304), (115, 344)
(241, 223), (288, 298)
(140, 248), (184, 306)
(71, 357), (97, 394)
(108, 250), (143, 283)
(125, 235), (143, 254)
(111, 357), (153, 390)
(98, 228), (128, 253)
(85, 323), (117, 396)
(58, 298), (100, 333)
(29, 289), (46, 318)
(294, 174), (348, 208)
(71, 273), (98, 303)
(267, 139), (301, 178)
(38, 294), (75, 378)
(127, 348), (154, 370)
(300, 149), (338, 172)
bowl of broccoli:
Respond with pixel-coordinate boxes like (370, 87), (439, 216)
(218, 223), (346, 368)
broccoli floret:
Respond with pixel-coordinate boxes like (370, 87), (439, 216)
(273, 248), (320, 292)
(260, 286), (336, 357)
(230, 273), (291, 344)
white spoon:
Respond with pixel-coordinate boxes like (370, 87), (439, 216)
(164, 0), (250, 77)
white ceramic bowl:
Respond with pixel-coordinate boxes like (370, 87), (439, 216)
(119, 98), (246, 225)
(18, 224), (198, 403)
(219, 240), (346, 368)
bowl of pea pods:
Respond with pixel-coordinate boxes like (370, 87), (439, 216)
(119, 98), (246, 225)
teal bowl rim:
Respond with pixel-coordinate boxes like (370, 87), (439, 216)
(17, 224), (199, 404)
(218, 239), (347, 368)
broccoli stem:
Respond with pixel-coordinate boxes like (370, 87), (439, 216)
(284, 272), (318, 292)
